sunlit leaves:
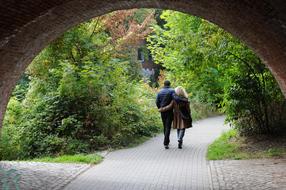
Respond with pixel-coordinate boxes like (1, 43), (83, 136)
(147, 10), (286, 134)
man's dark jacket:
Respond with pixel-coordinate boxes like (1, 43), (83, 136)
(156, 86), (175, 109)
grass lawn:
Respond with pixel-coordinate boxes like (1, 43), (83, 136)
(18, 135), (157, 164)
(28, 153), (103, 164)
(207, 129), (286, 160)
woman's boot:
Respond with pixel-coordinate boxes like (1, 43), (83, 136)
(178, 140), (182, 149)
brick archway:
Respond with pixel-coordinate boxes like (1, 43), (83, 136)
(1, 0), (286, 126)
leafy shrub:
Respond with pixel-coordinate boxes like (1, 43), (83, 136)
(0, 18), (161, 160)
(223, 62), (286, 135)
(148, 10), (286, 136)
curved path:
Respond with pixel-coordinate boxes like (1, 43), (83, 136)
(65, 116), (229, 190)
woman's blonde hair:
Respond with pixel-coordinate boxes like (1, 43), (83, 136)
(175, 86), (188, 98)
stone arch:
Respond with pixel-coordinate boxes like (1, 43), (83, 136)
(1, 0), (286, 126)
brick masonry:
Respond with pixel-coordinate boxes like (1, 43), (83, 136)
(1, 0), (286, 127)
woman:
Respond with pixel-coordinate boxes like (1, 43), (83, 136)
(159, 86), (192, 149)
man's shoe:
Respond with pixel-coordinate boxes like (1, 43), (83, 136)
(164, 145), (169, 149)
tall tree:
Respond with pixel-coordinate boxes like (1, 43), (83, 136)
(147, 10), (286, 134)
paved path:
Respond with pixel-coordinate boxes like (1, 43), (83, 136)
(210, 159), (286, 190)
(1, 116), (285, 189)
(65, 116), (229, 190)
(0, 161), (91, 190)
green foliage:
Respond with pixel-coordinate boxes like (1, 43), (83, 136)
(266, 148), (285, 157)
(133, 9), (154, 24)
(207, 129), (286, 160)
(0, 17), (161, 160)
(28, 153), (103, 164)
(2, 9), (286, 162)
(207, 129), (245, 160)
(148, 10), (286, 135)
(222, 59), (286, 135)
(148, 11), (227, 104)
(12, 74), (30, 101)
(189, 100), (218, 121)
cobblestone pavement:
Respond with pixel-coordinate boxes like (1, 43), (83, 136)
(65, 116), (229, 190)
(0, 161), (91, 190)
(210, 159), (286, 190)
(2, 116), (284, 190)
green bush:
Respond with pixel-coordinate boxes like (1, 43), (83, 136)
(0, 18), (161, 160)
(223, 62), (286, 135)
(148, 10), (286, 136)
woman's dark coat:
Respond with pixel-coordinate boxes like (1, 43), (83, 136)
(159, 95), (192, 129)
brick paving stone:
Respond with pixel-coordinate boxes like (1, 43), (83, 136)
(0, 161), (91, 190)
(2, 116), (285, 190)
(5, 116), (284, 190)
(65, 116), (229, 190)
(209, 159), (286, 190)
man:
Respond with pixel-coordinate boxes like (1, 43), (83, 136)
(156, 80), (175, 149)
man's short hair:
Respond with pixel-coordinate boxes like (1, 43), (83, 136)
(164, 80), (171, 87)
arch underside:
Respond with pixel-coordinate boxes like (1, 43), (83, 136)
(0, 0), (286, 127)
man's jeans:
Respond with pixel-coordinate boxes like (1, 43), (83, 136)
(177, 128), (185, 142)
(161, 111), (173, 146)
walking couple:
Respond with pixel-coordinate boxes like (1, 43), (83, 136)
(156, 80), (192, 149)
